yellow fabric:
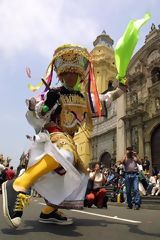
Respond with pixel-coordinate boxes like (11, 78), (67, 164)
(50, 132), (87, 174)
(13, 154), (60, 192)
(50, 132), (78, 161)
(59, 94), (87, 135)
(41, 205), (57, 214)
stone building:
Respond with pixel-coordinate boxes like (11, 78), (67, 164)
(91, 24), (160, 170)
(90, 30), (124, 168)
(124, 23), (160, 170)
(91, 30), (116, 94)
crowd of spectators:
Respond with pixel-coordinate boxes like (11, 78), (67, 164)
(0, 161), (15, 193)
(84, 154), (160, 209)
(1, 153), (160, 207)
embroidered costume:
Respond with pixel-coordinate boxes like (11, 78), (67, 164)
(3, 44), (120, 228)
(25, 44), (118, 209)
(2, 13), (151, 229)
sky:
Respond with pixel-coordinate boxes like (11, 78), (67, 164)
(0, 0), (160, 168)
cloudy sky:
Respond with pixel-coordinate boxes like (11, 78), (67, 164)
(0, 0), (159, 167)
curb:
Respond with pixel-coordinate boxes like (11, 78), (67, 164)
(108, 202), (160, 210)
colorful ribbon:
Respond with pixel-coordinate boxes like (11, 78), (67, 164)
(26, 62), (53, 92)
(89, 63), (102, 117)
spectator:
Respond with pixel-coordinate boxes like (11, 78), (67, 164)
(0, 162), (5, 175)
(5, 166), (15, 180)
(147, 174), (157, 194)
(117, 174), (126, 203)
(85, 163), (107, 208)
(18, 165), (26, 177)
(0, 168), (8, 194)
(119, 147), (141, 210)
(16, 163), (27, 177)
(152, 166), (159, 176)
(0, 161), (6, 192)
(138, 166), (149, 194)
(117, 163), (125, 176)
(142, 156), (150, 172)
(107, 169), (115, 182)
(151, 174), (160, 196)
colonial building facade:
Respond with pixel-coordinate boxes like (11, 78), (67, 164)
(90, 24), (160, 170)
(124, 23), (160, 170)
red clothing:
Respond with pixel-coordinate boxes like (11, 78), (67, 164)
(5, 169), (15, 180)
(86, 188), (107, 208)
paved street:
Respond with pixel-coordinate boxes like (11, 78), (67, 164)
(0, 196), (160, 240)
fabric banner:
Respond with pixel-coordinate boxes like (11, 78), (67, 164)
(114, 13), (151, 85)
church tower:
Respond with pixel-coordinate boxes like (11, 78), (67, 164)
(91, 30), (117, 93)
(74, 31), (117, 167)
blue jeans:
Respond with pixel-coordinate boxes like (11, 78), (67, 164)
(125, 172), (141, 207)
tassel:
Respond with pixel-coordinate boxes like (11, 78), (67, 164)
(89, 63), (101, 117)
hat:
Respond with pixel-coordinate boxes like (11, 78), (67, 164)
(52, 44), (91, 78)
(28, 43), (101, 117)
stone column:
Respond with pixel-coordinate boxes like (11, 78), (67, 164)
(138, 124), (144, 159)
(126, 120), (131, 148)
(144, 141), (152, 173)
(144, 141), (151, 160)
(116, 94), (126, 161)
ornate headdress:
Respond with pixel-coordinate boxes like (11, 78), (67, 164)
(52, 44), (91, 79)
(27, 43), (101, 116)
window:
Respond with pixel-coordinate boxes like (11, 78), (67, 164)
(151, 67), (160, 83)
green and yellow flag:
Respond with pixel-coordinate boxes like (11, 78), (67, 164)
(115, 13), (151, 85)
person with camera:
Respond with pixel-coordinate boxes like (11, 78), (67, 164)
(119, 147), (141, 210)
(85, 163), (107, 208)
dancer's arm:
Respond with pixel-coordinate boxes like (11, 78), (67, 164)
(99, 87), (124, 108)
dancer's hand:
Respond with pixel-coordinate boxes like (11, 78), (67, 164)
(26, 98), (36, 111)
(45, 89), (60, 109)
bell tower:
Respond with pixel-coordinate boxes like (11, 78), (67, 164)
(91, 30), (117, 93)
(74, 31), (117, 168)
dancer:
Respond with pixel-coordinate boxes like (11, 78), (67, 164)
(2, 13), (151, 229)
(2, 44), (124, 228)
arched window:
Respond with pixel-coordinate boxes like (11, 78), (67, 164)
(99, 152), (111, 168)
(151, 124), (160, 170)
(151, 67), (160, 83)
(155, 97), (160, 111)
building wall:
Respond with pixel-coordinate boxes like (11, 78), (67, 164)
(91, 129), (116, 164)
(75, 25), (160, 170)
(125, 24), (160, 169)
(91, 100), (117, 165)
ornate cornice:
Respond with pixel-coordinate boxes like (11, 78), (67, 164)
(128, 34), (160, 72)
(146, 57), (160, 71)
